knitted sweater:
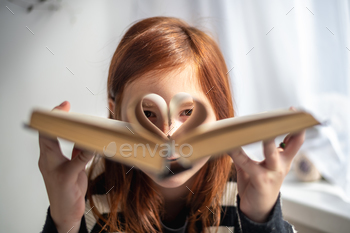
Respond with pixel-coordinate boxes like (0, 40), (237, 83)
(41, 157), (297, 233)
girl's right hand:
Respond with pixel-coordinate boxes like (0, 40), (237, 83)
(38, 101), (94, 233)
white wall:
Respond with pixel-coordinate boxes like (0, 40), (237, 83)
(0, 0), (133, 232)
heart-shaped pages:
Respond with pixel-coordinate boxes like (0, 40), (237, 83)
(126, 92), (209, 142)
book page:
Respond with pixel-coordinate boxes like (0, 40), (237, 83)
(169, 92), (209, 140)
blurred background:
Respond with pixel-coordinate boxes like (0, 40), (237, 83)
(0, 0), (349, 232)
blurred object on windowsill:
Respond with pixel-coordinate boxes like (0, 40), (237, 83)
(293, 152), (322, 182)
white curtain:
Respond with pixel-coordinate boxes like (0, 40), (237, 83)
(124, 0), (350, 199)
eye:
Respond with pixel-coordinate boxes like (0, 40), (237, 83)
(180, 108), (193, 116)
(144, 110), (156, 118)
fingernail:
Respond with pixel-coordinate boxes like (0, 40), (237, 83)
(59, 101), (67, 106)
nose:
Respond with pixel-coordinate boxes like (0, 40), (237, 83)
(164, 119), (183, 138)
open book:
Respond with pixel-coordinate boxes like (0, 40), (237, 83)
(24, 92), (320, 178)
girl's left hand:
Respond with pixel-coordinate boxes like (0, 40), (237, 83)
(228, 128), (305, 223)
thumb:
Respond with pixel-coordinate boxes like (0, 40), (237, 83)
(67, 149), (95, 175)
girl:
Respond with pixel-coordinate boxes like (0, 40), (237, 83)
(40, 17), (303, 233)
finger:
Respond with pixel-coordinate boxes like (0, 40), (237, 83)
(228, 148), (263, 176)
(282, 130), (305, 163)
(276, 106), (300, 162)
(263, 139), (280, 170)
(38, 101), (71, 169)
(277, 134), (291, 153)
(52, 101), (70, 112)
(289, 106), (297, 111)
(66, 149), (95, 175)
(72, 146), (82, 160)
(72, 143), (95, 161)
(38, 133), (68, 171)
(283, 133), (293, 145)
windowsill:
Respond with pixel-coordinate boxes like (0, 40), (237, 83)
(281, 172), (350, 233)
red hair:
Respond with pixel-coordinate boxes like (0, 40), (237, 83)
(87, 16), (235, 233)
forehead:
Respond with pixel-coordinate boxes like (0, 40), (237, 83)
(121, 66), (206, 107)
